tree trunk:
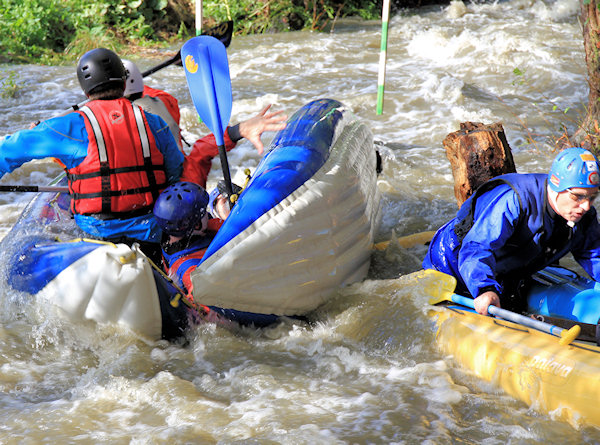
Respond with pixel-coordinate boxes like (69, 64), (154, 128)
(570, 0), (600, 154)
(443, 122), (517, 207)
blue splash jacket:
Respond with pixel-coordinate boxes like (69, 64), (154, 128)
(423, 173), (600, 298)
(0, 106), (183, 242)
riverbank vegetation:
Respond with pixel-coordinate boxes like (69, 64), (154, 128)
(0, 0), (387, 64)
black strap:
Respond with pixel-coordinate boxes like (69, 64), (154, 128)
(68, 164), (165, 180)
(72, 183), (167, 200)
(454, 178), (523, 242)
(90, 206), (154, 219)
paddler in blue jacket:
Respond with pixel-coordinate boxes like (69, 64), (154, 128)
(0, 48), (184, 250)
(423, 147), (600, 315)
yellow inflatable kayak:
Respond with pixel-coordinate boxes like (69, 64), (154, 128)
(430, 304), (600, 427)
(422, 268), (600, 428)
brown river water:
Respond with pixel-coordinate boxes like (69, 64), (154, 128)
(0, 0), (599, 443)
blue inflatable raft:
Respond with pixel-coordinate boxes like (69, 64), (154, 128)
(2, 99), (382, 341)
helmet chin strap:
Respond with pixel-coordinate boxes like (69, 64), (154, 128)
(547, 186), (558, 209)
(547, 186), (575, 227)
(191, 215), (209, 236)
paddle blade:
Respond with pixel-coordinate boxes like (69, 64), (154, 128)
(202, 20), (234, 48)
(423, 269), (457, 305)
(373, 230), (436, 251)
(181, 35), (232, 146)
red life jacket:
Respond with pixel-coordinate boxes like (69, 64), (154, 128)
(173, 247), (209, 294)
(164, 219), (224, 293)
(68, 98), (168, 216)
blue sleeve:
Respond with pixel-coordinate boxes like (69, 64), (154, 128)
(144, 112), (183, 184)
(0, 113), (89, 174)
(458, 186), (522, 297)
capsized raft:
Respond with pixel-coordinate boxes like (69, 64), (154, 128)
(2, 98), (381, 341)
(190, 98), (381, 315)
(424, 266), (600, 428)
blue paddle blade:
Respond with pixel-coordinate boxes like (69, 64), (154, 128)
(181, 35), (232, 146)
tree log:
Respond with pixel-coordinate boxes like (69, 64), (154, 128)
(570, 0), (600, 152)
(443, 122), (517, 207)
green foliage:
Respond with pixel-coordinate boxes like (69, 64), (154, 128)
(203, 0), (381, 34)
(64, 26), (122, 58)
(0, 0), (75, 60)
(0, 0), (381, 63)
(0, 0), (171, 62)
(0, 71), (23, 98)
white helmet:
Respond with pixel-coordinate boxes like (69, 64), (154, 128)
(122, 59), (144, 96)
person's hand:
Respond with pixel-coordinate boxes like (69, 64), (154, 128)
(213, 194), (231, 220)
(474, 290), (500, 315)
(238, 104), (287, 155)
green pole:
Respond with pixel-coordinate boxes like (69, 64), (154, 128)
(376, 0), (391, 115)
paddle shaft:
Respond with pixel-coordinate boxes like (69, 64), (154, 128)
(141, 51), (182, 77)
(424, 268), (581, 345)
(218, 145), (234, 197)
(450, 292), (569, 337)
(141, 21), (233, 78)
(373, 230), (436, 250)
(0, 185), (69, 193)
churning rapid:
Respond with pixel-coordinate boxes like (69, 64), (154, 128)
(1, 0), (599, 442)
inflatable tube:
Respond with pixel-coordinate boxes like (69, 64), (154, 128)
(527, 266), (600, 324)
(190, 99), (381, 315)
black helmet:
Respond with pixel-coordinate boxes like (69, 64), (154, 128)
(77, 48), (127, 96)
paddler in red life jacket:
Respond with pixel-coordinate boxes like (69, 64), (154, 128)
(423, 147), (600, 316)
(153, 181), (227, 295)
(0, 48), (184, 258)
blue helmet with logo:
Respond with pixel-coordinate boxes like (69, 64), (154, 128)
(153, 182), (209, 237)
(548, 147), (600, 192)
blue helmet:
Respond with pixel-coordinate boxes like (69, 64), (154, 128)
(153, 182), (209, 237)
(548, 147), (600, 192)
